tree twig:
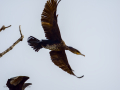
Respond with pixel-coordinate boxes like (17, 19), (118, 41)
(0, 25), (11, 32)
(0, 25), (24, 58)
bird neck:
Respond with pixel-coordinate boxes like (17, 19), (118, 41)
(65, 46), (75, 53)
(61, 40), (66, 46)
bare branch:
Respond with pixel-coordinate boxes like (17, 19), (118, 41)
(0, 25), (24, 58)
(0, 25), (11, 32)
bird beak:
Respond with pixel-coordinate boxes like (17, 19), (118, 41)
(82, 54), (85, 57)
(78, 52), (85, 57)
(81, 54), (85, 57)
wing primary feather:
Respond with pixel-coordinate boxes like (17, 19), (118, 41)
(49, 51), (84, 78)
(57, 0), (61, 6)
(41, 0), (62, 41)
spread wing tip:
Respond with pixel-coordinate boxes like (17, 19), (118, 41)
(76, 75), (84, 78)
(50, 51), (84, 79)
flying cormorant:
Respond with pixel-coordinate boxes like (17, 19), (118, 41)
(28, 0), (85, 78)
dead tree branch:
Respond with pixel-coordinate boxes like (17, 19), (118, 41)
(0, 25), (24, 58)
(0, 25), (11, 32)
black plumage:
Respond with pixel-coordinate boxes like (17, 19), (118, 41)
(6, 76), (32, 90)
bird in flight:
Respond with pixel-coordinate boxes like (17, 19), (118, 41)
(27, 0), (85, 78)
(6, 76), (32, 90)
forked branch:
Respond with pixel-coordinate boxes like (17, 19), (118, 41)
(0, 25), (24, 58)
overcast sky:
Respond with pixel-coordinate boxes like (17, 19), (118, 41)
(0, 0), (120, 90)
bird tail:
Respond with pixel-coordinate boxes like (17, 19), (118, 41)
(27, 36), (42, 52)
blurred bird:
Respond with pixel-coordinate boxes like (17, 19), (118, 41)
(27, 0), (85, 78)
(6, 76), (32, 90)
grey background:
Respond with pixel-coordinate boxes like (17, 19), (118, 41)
(0, 0), (120, 90)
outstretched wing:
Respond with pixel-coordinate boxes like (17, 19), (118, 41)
(41, 0), (62, 41)
(49, 51), (84, 78)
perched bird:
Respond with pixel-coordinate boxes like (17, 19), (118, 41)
(28, 0), (85, 78)
(6, 76), (32, 90)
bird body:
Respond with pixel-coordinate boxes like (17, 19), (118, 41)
(28, 36), (66, 51)
(41, 40), (66, 51)
(28, 0), (85, 78)
(43, 40), (65, 51)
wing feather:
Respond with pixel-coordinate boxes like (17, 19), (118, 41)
(9, 76), (29, 86)
(49, 51), (84, 78)
(41, 0), (62, 41)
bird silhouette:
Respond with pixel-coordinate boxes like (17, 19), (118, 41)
(6, 76), (32, 90)
(28, 0), (85, 78)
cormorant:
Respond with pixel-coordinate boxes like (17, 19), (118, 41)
(6, 76), (32, 90)
(27, 0), (85, 78)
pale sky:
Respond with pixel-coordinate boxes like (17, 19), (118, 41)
(0, 0), (120, 90)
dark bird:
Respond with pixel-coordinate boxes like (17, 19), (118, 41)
(27, 0), (85, 78)
(6, 76), (32, 90)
